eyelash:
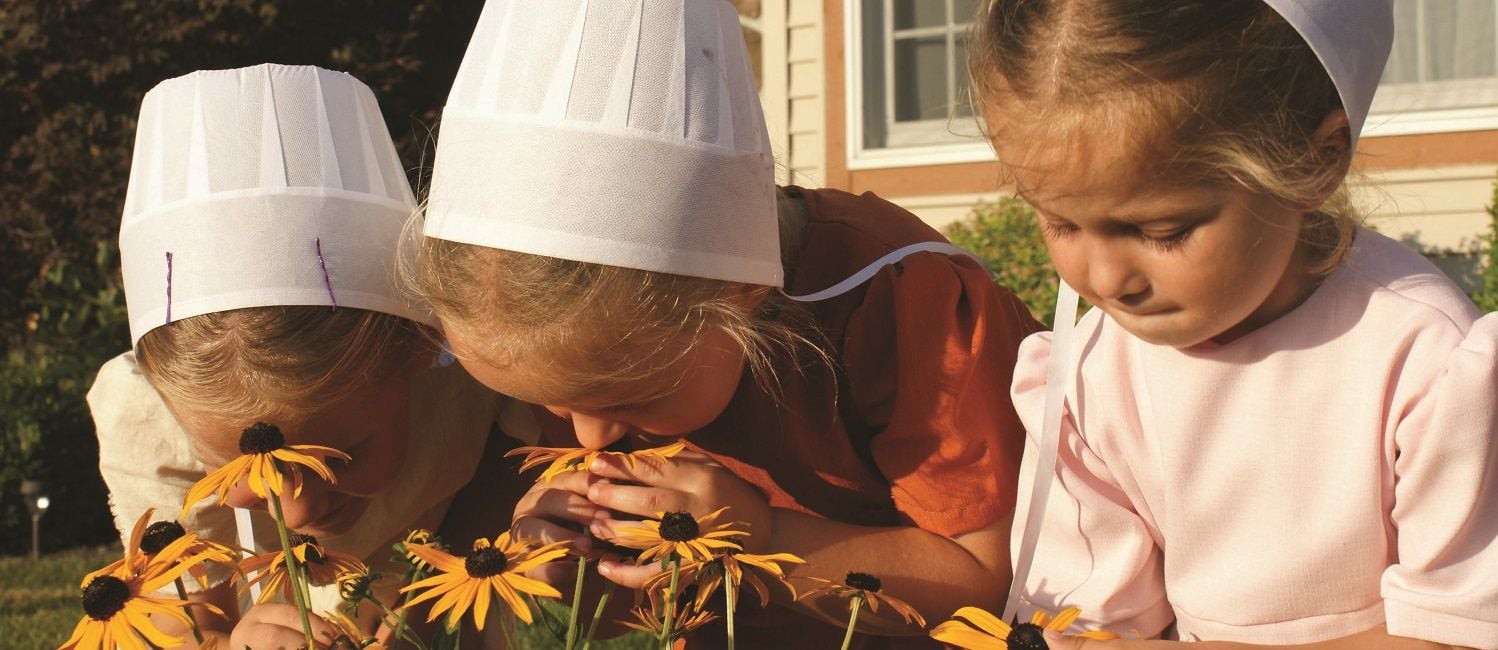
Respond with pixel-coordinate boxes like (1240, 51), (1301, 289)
(1144, 227), (1194, 252)
(1038, 217), (1195, 253)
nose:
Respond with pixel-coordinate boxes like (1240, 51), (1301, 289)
(221, 472), (332, 531)
(1085, 242), (1149, 304)
(551, 408), (631, 450)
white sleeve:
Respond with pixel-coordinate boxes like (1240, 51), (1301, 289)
(1009, 332), (1174, 637)
(87, 352), (255, 590)
(1381, 313), (1498, 649)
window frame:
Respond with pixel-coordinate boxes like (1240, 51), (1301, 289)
(1365, 0), (1498, 137)
(844, 0), (995, 170)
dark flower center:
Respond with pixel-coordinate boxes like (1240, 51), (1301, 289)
(81, 575), (132, 621)
(465, 547), (509, 577)
(1008, 621), (1049, 650)
(239, 422), (285, 454)
(658, 511), (700, 542)
(290, 533), (326, 564)
(844, 571), (882, 592)
(140, 521), (186, 555)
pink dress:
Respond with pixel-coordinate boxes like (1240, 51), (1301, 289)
(1010, 229), (1498, 648)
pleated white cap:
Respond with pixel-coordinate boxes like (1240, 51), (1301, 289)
(120, 64), (429, 345)
(424, 0), (781, 287)
(1263, 0), (1394, 148)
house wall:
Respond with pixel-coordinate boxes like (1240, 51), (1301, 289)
(768, 0), (1498, 292)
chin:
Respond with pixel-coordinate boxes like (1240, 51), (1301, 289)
(1107, 311), (1214, 348)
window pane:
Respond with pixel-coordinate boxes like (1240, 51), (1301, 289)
(894, 0), (946, 30)
(955, 36), (973, 117)
(894, 36), (950, 121)
(1382, 0), (1420, 83)
(1424, 0), (1497, 81)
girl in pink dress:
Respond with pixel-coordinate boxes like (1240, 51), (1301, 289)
(969, 1), (1497, 648)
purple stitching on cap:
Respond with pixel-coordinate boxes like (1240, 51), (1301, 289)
(165, 251), (174, 325)
(315, 237), (337, 310)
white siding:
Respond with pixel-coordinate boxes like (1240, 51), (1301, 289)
(785, 0), (825, 187)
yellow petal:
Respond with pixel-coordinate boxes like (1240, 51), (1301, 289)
(930, 621), (1010, 650)
(953, 606), (1012, 638)
(1048, 606), (1082, 632)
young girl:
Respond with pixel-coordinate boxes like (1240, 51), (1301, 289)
(413, 1), (1042, 647)
(969, 1), (1497, 648)
(89, 64), (528, 648)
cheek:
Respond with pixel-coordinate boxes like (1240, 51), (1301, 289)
(335, 432), (409, 496)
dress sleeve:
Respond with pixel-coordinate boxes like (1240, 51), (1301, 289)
(1381, 313), (1498, 648)
(87, 353), (267, 591)
(843, 251), (1042, 538)
(1008, 331), (1174, 637)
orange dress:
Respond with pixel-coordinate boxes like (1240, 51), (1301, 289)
(539, 187), (1042, 648)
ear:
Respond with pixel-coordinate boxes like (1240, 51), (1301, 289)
(1306, 108), (1352, 209)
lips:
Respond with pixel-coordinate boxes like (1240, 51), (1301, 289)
(304, 497), (366, 537)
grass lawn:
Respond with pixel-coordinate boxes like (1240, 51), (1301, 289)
(1, 545), (122, 650)
(1, 546), (652, 649)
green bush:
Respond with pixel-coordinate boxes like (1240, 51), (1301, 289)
(1472, 174), (1498, 313)
(1, 0), (487, 554)
(944, 196), (1065, 326)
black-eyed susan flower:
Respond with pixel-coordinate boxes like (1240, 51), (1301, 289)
(400, 531), (569, 629)
(322, 610), (387, 650)
(393, 528), (445, 574)
(507, 440), (686, 483)
(336, 566), (380, 606)
(801, 572), (926, 628)
(619, 603), (718, 640)
(239, 533), (365, 604)
(60, 525), (227, 650)
(646, 542), (806, 610)
(931, 606), (1119, 650)
(84, 509), (238, 592)
(181, 422), (350, 516)
(612, 508), (747, 565)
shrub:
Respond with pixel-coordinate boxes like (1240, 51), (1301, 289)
(944, 197), (1065, 326)
(1472, 174), (1498, 313)
(1, 0), (485, 554)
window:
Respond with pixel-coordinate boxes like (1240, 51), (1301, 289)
(848, 0), (991, 168)
(1367, 0), (1498, 136)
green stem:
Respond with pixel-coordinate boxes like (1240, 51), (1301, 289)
(268, 494), (317, 650)
(172, 577), (206, 646)
(724, 569), (736, 650)
(838, 595), (864, 650)
(392, 565), (430, 650)
(372, 597), (429, 650)
(565, 556), (587, 650)
(581, 582), (615, 650)
(659, 558), (681, 648)
(500, 608), (520, 650)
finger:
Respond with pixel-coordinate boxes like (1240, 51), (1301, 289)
(1043, 629), (1092, 649)
(511, 515), (592, 554)
(596, 559), (666, 590)
(589, 451), (679, 485)
(587, 483), (690, 519)
(519, 487), (601, 523)
(538, 466), (608, 494)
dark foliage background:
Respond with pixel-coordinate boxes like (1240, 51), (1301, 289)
(0, 0), (484, 555)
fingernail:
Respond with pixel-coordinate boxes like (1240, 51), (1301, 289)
(587, 485), (601, 500)
(597, 561), (613, 576)
(1043, 629), (1063, 643)
(590, 521), (606, 538)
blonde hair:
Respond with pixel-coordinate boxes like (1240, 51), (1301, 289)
(969, 0), (1358, 273)
(135, 306), (432, 423)
(413, 190), (826, 405)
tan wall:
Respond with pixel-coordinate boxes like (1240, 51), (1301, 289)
(811, 1), (1496, 290)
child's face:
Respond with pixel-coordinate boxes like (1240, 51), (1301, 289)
(171, 362), (420, 538)
(448, 327), (747, 450)
(990, 124), (1316, 348)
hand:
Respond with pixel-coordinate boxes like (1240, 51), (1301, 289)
(510, 468), (604, 587)
(228, 603), (340, 649)
(585, 450), (772, 589)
